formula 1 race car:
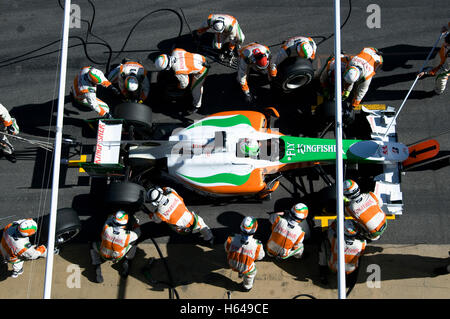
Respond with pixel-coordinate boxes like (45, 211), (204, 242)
(78, 103), (414, 217)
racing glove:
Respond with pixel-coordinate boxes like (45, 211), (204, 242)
(244, 91), (254, 104)
(342, 90), (350, 101)
(109, 85), (121, 97)
(6, 118), (19, 135)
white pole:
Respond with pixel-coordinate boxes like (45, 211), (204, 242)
(334, 0), (346, 299)
(43, 0), (71, 299)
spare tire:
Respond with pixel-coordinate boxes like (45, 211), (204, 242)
(38, 208), (82, 246)
(273, 57), (314, 93)
(104, 181), (146, 212)
(113, 102), (153, 134)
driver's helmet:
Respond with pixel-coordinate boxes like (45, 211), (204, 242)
(212, 19), (225, 32)
(87, 67), (104, 85)
(154, 54), (173, 71)
(344, 219), (358, 237)
(290, 203), (309, 222)
(124, 76), (139, 92)
(296, 41), (314, 59)
(240, 138), (260, 156)
(240, 216), (258, 235)
(113, 211), (128, 227)
(18, 219), (37, 237)
(343, 65), (361, 84)
(343, 179), (361, 200)
(147, 187), (167, 206)
(252, 48), (269, 70)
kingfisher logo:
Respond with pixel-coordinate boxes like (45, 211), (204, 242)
(297, 144), (337, 154)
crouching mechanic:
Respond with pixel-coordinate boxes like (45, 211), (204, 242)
(319, 53), (352, 100)
(418, 31), (449, 95)
(0, 103), (20, 163)
(146, 186), (214, 245)
(107, 59), (151, 103)
(71, 66), (121, 118)
(90, 211), (141, 283)
(269, 36), (317, 78)
(224, 216), (265, 291)
(0, 219), (46, 278)
(318, 219), (366, 285)
(194, 13), (245, 62)
(154, 49), (209, 113)
(342, 47), (383, 109)
(343, 179), (387, 241)
(266, 203), (308, 260)
(237, 42), (274, 103)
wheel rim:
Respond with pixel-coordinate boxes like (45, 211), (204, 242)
(56, 228), (80, 245)
(285, 75), (310, 90)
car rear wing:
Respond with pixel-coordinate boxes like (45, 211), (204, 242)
(79, 119), (125, 177)
(363, 106), (404, 215)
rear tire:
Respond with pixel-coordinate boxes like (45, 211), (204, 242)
(104, 181), (146, 213)
(113, 102), (153, 137)
(273, 57), (315, 93)
(39, 208), (82, 246)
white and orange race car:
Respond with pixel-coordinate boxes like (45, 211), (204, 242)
(80, 104), (420, 216)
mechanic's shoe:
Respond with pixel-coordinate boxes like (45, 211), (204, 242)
(241, 283), (252, 292)
(11, 268), (23, 278)
(5, 153), (16, 163)
(95, 265), (103, 283)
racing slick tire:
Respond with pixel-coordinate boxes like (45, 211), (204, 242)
(113, 102), (153, 136)
(273, 57), (315, 93)
(39, 208), (82, 246)
(104, 181), (146, 212)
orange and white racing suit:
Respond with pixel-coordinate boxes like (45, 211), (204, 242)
(319, 54), (353, 96)
(319, 221), (366, 274)
(148, 187), (213, 241)
(269, 36), (317, 77)
(170, 48), (209, 109)
(0, 103), (19, 154)
(428, 41), (449, 94)
(345, 192), (387, 241)
(197, 14), (245, 52)
(107, 61), (150, 102)
(266, 213), (305, 259)
(237, 43), (273, 96)
(0, 219), (47, 273)
(343, 47), (383, 108)
(71, 66), (112, 116)
(224, 234), (265, 290)
(91, 215), (141, 264)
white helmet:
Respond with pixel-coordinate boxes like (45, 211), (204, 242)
(154, 54), (172, 71)
(343, 66), (361, 84)
(343, 179), (361, 200)
(240, 216), (258, 235)
(124, 76), (139, 92)
(344, 219), (358, 237)
(212, 19), (225, 32)
(113, 210), (129, 226)
(290, 203), (309, 222)
(297, 41), (314, 59)
(147, 187), (167, 205)
(18, 219), (38, 237)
